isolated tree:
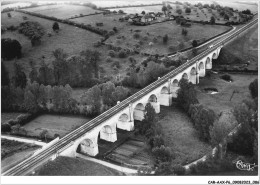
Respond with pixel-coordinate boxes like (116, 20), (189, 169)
(176, 8), (182, 14)
(118, 10), (124, 14)
(141, 11), (146, 15)
(181, 28), (188, 36)
(185, 7), (191, 13)
(7, 12), (11, 18)
(1, 38), (22, 60)
(1, 62), (10, 86)
(52, 22), (59, 32)
(210, 16), (216, 24)
(113, 27), (118, 33)
(162, 5), (167, 15)
(144, 102), (156, 124)
(163, 34), (168, 44)
(192, 40), (198, 47)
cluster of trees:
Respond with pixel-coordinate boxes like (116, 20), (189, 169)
(29, 49), (101, 88)
(18, 21), (45, 46)
(1, 38), (22, 60)
(136, 103), (185, 175)
(17, 9), (110, 37)
(227, 79), (258, 162)
(122, 60), (172, 88)
(80, 81), (130, 116)
(2, 81), (76, 114)
(177, 78), (217, 142)
(241, 9), (252, 15)
(177, 77), (258, 165)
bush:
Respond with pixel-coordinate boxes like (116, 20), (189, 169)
(133, 33), (140, 39)
(118, 49), (127, 58)
(106, 56), (113, 63)
(155, 162), (174, 175)
(151, 135), (164, 148)
(108, 50), (116, 57)
(111, 61), (120, 68)
(1, 123), (11, 132)
(152, 145), (173, 163)
(221, 74), (232, 82)
(52, 22), (59, 31)
(173, 164), (186, 175)
(7, 119), (17, 126)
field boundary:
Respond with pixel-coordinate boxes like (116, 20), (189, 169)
(15, 9), (109, 37)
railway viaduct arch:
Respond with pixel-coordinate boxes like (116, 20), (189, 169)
(59, 49), (221, 157)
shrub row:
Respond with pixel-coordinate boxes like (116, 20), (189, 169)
(16, 10), (109, 37)
(1, 113), (36, 133)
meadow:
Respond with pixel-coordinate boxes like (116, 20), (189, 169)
(22, 114), (91, 138)
(106, 21), (230, 55)
(25, 4), (103, 19)
(196, 73), (257, 114)
(35, 156), (122, 176)
(157, 105), (213, 165)
(1, 11), (103, 77)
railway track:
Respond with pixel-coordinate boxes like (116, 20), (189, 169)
(2, 17), (258, 176)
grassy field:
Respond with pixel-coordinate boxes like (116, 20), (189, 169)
(196, 74), (257, 114)
(1, 139), (40, 172)
(94, 0), (161, 8)
(22, 114), (91, 138)
(25, 4), (102, 19)
(157, 105), (212, 165)
(73, 13), (127, 31)
(1, 11), (103, 77)
(1, 112), (27, 124)
(108, 5), (163, 14)
(35, 156), (122, 176)
(106, 21), (230, 55)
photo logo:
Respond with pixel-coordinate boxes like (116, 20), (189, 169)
(234, 160), (258, 171)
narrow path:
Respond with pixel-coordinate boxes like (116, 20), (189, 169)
(76, 153), (138, 174)
(1, 135), (46, 146)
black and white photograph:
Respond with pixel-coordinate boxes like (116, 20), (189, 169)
(0, 0), (259, 184)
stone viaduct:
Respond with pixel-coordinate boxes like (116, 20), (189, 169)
(59, 48), (221, 157)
